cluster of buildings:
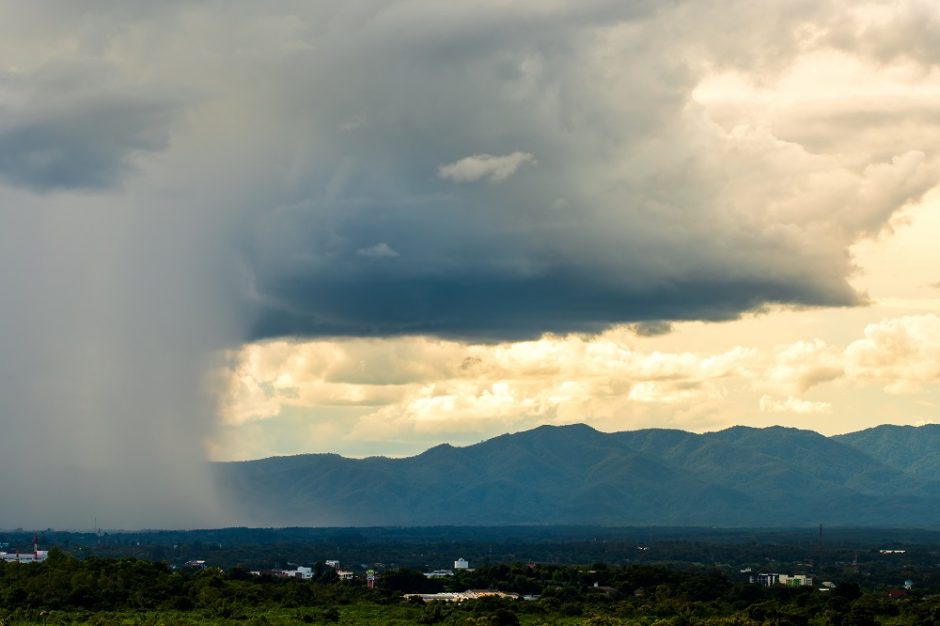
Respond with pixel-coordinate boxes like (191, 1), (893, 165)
(324, 559), (355, 581)
(250, 566), (314, 579)
(405, 590), (523, 603)
(0, 535), (48, 564)
(248, 560), (360, 582)
(424, 558), (471, 579)
(0, 550), (48, 564)
(749, 573), (814, 587)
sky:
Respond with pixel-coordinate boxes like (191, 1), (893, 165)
(3, 0), (940, 527)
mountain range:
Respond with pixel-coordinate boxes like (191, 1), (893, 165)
(215, 423), (940, 527)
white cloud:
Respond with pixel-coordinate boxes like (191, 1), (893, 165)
(213, 313), (940, 458)
(844, 314), (940, 393)
(356, 242), (400, 258)
(757, 315), (940, 395)
(764, 339), (843, 394)
(212, 329), (760, 456)
(437, 152), (536, 183)
(759, 395), (832, 414)
(628, 381), (726, 404)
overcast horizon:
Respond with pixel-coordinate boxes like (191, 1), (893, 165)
(4, 0), (940, 527)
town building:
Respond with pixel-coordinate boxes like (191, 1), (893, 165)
(0, 550), (48, 564)
(287, 566), (313, 580)
(250, 566), (313, 580)
(405, 590), (519, 603)
(0, 535), (48, 564)
(750, 573), (779, 586)
(750, 573), (813, 587)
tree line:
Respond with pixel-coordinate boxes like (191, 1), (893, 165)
(2, 551), (940, 624)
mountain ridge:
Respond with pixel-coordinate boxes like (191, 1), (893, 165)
(215, 423), (940, 528)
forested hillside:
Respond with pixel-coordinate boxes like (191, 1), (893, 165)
(216, 423), (940, 527)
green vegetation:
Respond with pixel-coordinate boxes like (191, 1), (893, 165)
(3, 551), (940, 625)
(9, 525), (940, 583)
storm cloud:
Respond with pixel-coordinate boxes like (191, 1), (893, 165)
(0, 94), (174, 191)
(2, 1), (929, 342)
(231, 1), (937, 340)
(224, 3), (937, 339)
(0, 64), (176, 191)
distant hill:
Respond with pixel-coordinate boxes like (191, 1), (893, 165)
(215, 423), (940, 527)
(835, 424), (940, 478)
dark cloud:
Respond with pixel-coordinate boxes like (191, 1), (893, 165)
(249, 270), (859, 341)
(630, 321), (674, 337)
(221, 1), (880, 342)
(0, 95), (175, 191)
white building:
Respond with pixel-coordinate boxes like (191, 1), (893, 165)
(325, 560), (340, 568)
(454, 558), (469, 570)
(250, 566), (313, 579)
(405, 590), (518, 603)
(0, 550), (48, 564)
(750, 573), (779, 586)
(751, 573), (813, 587)
(288, 566), (313, 580)
(1, 536), (47, 564)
